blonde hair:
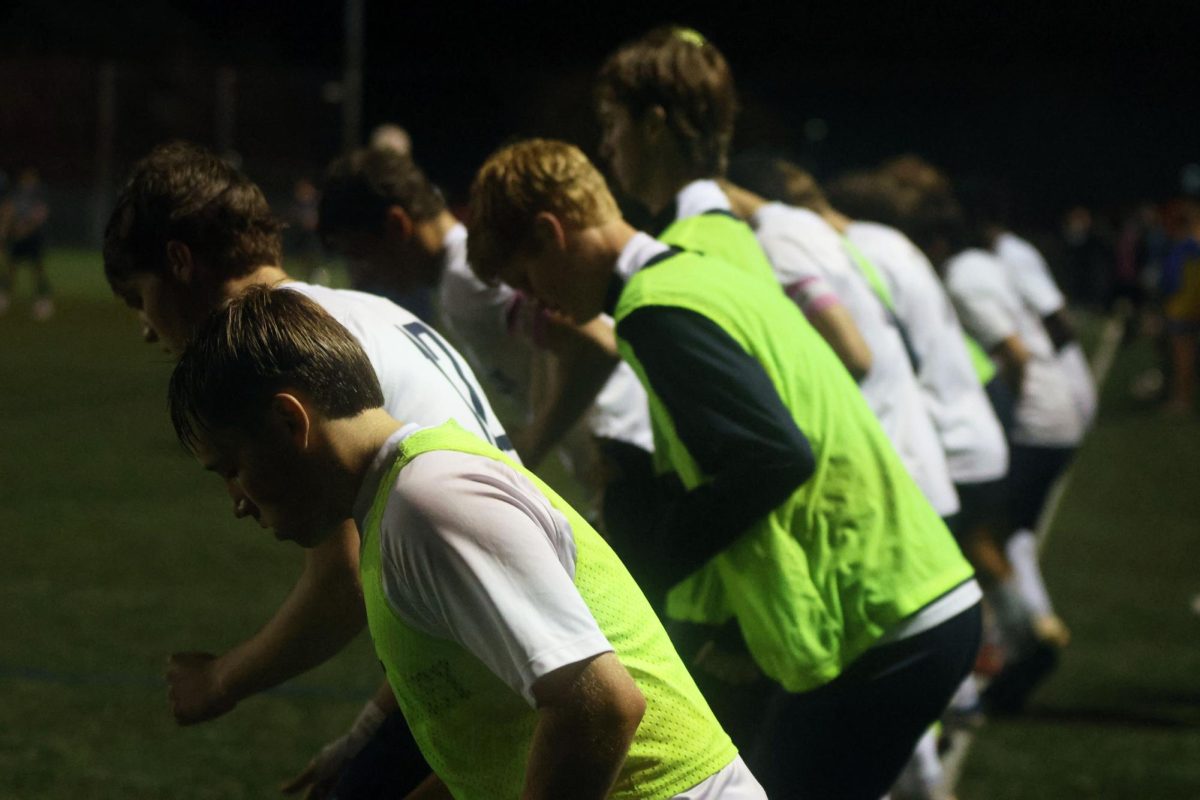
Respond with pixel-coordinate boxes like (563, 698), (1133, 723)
(467, 139), (619, 282)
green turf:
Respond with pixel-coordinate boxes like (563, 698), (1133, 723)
(2, 250), (1198, 797)
(957, 314), (1200, 799)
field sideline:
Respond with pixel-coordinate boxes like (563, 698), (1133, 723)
(1, 249), (1198, 798)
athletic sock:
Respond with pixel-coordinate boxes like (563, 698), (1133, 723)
(1005, 529), (1054, 619)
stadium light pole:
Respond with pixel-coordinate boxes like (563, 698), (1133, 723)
(342, 0), (365, 152)
(91, 60), (116, 246)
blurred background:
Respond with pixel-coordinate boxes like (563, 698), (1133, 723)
(1, 1), (1198, 798)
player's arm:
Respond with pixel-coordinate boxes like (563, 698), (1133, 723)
(522, 652), (645, 800)
(514, 312), (620, 468)
(617, 306), (816, 592)
(1042, 309), (1076, 352)
(802, 298), (873, 381)
(992, 333), (1031, 396)
(167, 520), (365, 724)
(390, 460), (637, 797)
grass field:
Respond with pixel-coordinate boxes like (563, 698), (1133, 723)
(2, 249), (1198, 799)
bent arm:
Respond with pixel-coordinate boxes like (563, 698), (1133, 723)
(1042, 309), (1076, 352)
(617, 307), (816, 592)
(993, 334), (1031, 396)
(516, 314), (620, 468)
(807, 302), (873, 381)
(184, 521), (365, 722)
(523, 652), (645, 800)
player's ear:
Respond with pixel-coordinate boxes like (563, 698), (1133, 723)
(270, 392), (312, 450)
(382, 206), (415, 244)
(532, 212), (567, 253)
(165, 241), (196, 283)
(640, 105), (669, 143)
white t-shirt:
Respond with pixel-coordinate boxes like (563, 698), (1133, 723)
(281, 281), (515, 456)
(847, 221), (1008, 484)
(943, 249), (1085, 447)
(437, 224), (654, 451)
(994, 231), (1097, 427)
(354, 425), (764, 800)
(750, 203), (960, 516)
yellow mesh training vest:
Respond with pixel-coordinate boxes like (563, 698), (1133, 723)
(614, 249), (975, 692)
(360, 421), (736, 799)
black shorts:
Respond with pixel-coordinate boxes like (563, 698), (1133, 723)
(954, 477), (1010, 543)
(985, 376), (1017, 435)
(749, 603), (983, 799)
(1008, 444), (1075, 531)
(9, 234), (44, 262)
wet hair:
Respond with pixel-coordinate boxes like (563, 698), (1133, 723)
(318, 147), (446, 244)
(467, 138), (619, 283)
(169, 285), (384, 450)
(103, 141), (282, 291)
(596, 25), (738, 177)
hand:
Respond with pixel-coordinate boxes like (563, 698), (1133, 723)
(280, 739), (348, 800)
(281, 699), (387, 799)
(166, 652), (236, 725)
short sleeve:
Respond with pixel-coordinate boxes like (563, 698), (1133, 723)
(377, 451), (614, 707)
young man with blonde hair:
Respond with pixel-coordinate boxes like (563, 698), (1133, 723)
(168, 286), (763, 799)
(468, 138), (982, 800)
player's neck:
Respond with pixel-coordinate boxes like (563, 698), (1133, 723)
(415, 210), (459, 256)
(220, 264), (290, 299)
(325, 409), (407, 507)
(593, 217), (639, 270)
(822, 208), (852, 234)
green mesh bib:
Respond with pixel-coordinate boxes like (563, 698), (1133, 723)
(842, 235), (997, 384)
(614, 250), (975, 692)
(658, 209), (778, 285)
(359, 422), (736, 799)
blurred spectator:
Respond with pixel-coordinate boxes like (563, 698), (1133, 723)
(1061, 206), (1112, 308)
(1160, 197), (1200, 415)
(0, 167), (53, 320)
(369, 123), (412, 157)
(283, 177), (329, 285)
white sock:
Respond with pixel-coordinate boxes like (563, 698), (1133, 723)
(1006, 529), (1055, 618)
(948, 673), (979, 714)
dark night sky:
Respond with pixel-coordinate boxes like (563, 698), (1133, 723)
(1, 0), (1197, 226)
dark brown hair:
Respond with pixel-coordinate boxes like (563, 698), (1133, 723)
(318, 147), (446, 243)
(103, 141), (283, 290)
(169, 286), (384, 450)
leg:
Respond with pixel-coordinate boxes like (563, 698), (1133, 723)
(753, 606), (982, 800)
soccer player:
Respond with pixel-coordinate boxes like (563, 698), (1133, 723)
(1160, 197), (1200, 414)
(915, 192), (1084, 710)
(317, 146), (654, 495)
(0, 167), (53, 320)
(766, 161), (1011, 567)
(102, 141), (511, 795)
(468, 138), (982, 799)
(168, 285), (765, 799)
(992, 224), (1098, 428)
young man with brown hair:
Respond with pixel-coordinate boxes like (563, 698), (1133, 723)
(468, 138), (982, 800)
(317, 146), (654, 491)
(167, 285), (763, 799)
(103, 141), (514, 796)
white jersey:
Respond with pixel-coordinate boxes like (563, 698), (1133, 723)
(944, 249), (1085, 447)
(994, 231), (1097, 427)
(437, 223), (654, 451)
(846, 221), (1008, 484)
(355, 425), (764, 800)
(281, 281), (515, 457)
(750, 203), (959, 516)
